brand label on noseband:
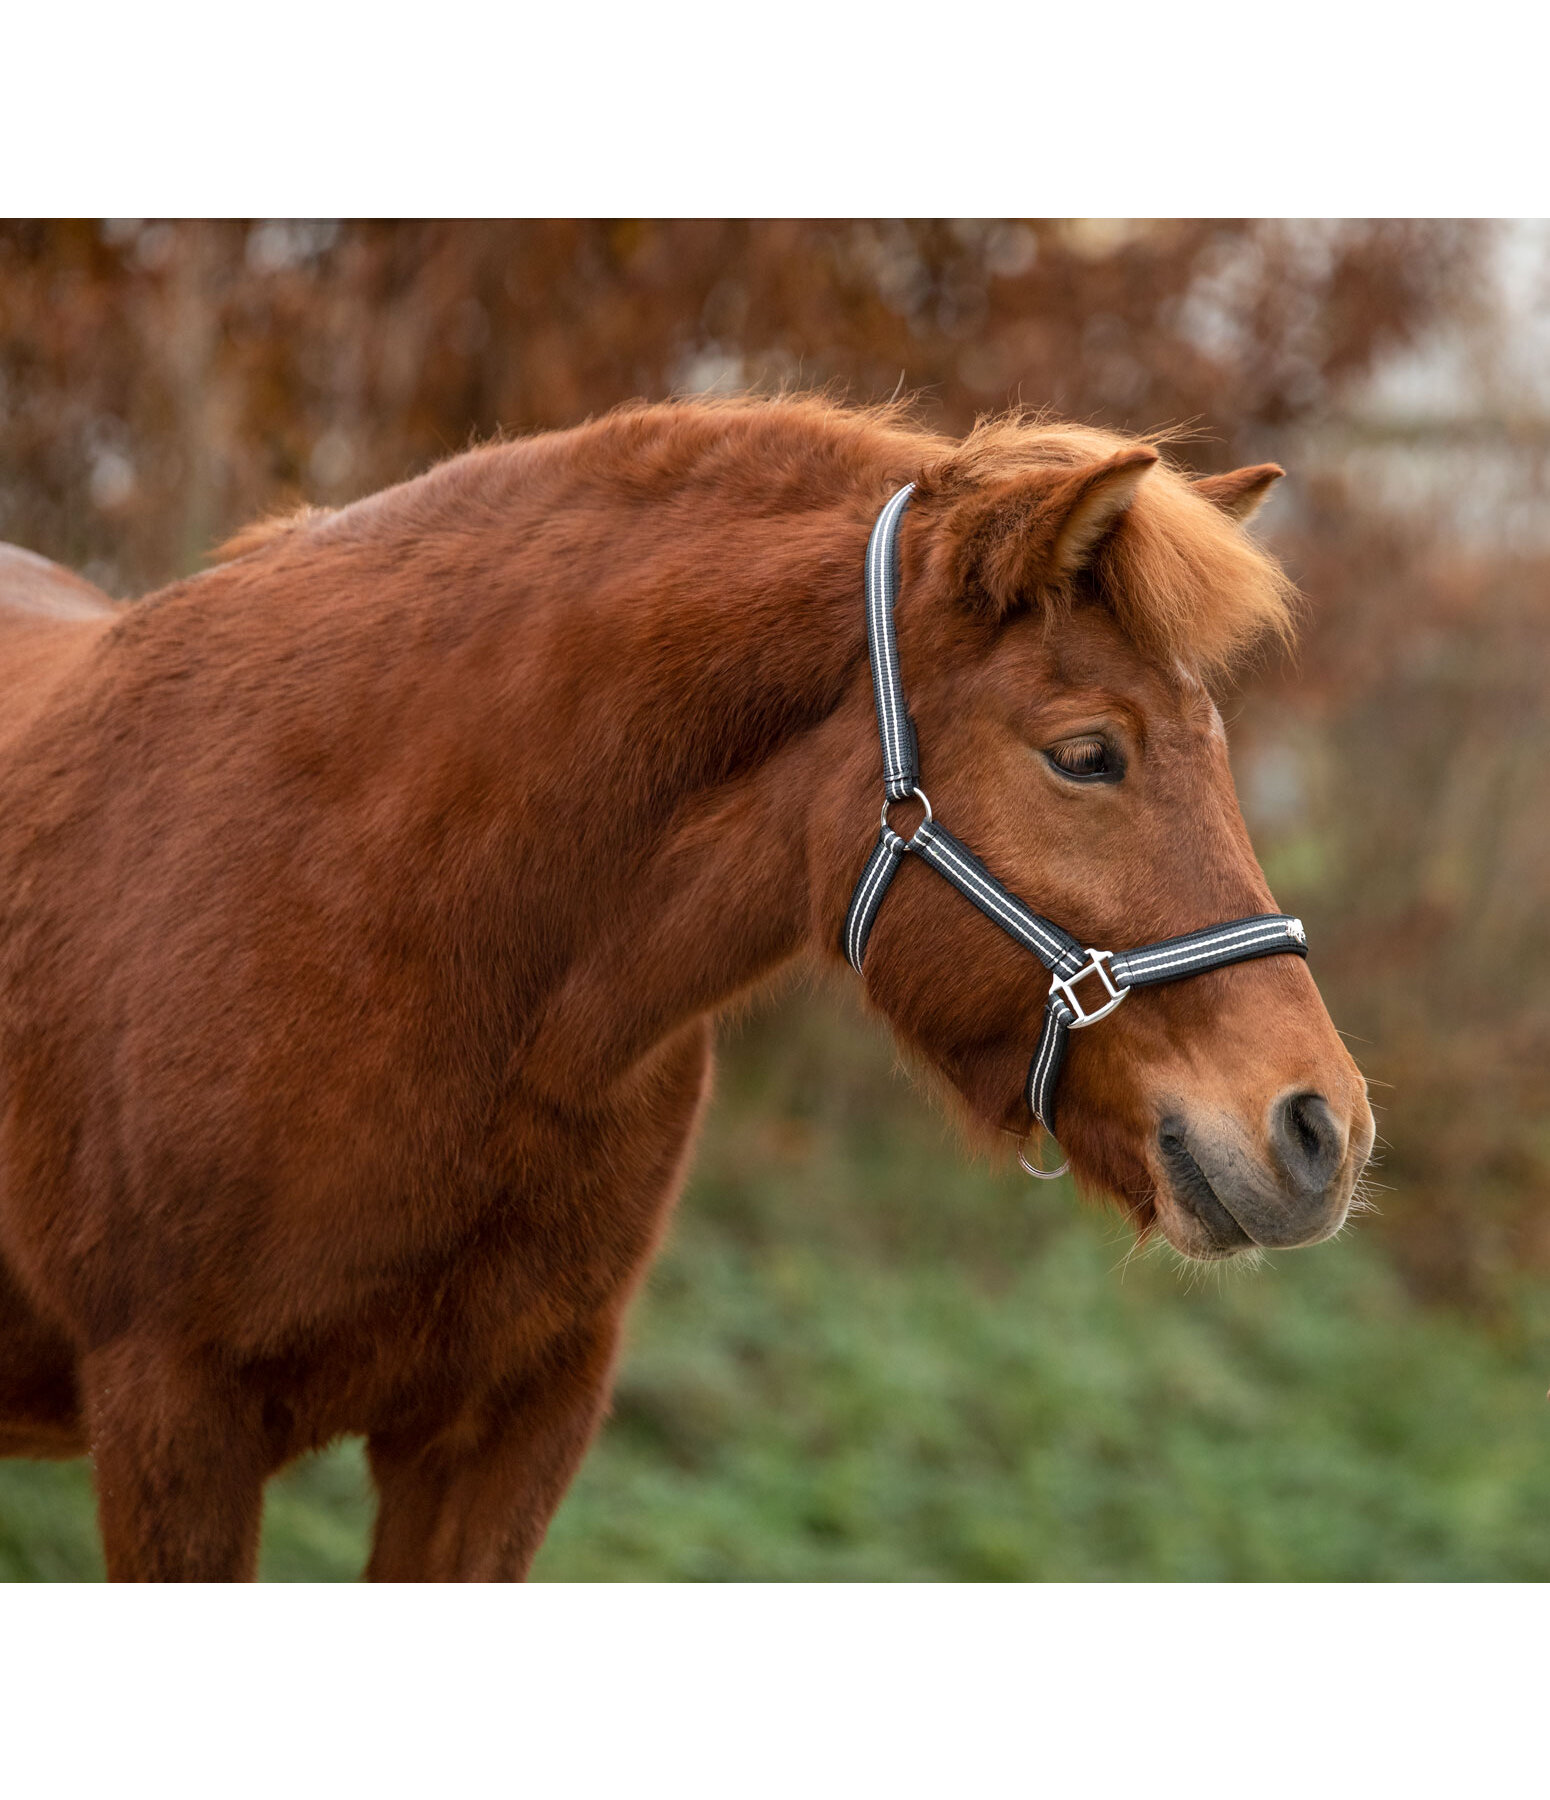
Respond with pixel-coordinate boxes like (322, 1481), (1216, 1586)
(843, 485), (1310, 1167)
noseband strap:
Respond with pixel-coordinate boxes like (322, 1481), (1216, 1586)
(843, 484), (1309, 1158)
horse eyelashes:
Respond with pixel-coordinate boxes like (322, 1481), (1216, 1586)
(1045, 737), (1120, 780)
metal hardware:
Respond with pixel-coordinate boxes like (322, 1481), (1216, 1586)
(1017, 1132), (1070, 1180)
(1048, 948), (1129, 1029)
(880, 785), (932, 835)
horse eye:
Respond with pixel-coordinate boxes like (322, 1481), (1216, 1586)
(1044, 736), (1122, 782)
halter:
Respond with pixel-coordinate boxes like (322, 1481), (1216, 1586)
(842, 484), (1309, 1178)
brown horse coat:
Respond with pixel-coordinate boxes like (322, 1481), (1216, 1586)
(0, 399), (1371, 1578)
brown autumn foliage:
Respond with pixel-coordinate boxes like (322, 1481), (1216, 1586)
(0, 219), (1478, 589)
(0, 217), (1539, 1306)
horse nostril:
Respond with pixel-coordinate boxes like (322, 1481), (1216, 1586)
(1271, 1092), (1342, 1195)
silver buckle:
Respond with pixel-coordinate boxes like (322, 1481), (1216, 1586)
(1049, 948), (1128, 1029)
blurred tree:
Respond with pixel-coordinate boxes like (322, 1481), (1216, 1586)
(1249, 490), (1550, 1305)
(0, 219), (1482, 590)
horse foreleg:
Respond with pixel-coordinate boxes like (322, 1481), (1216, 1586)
(365, 1320), (621, 1582)
(80, 1339), (271, 1581)
(0, 1258), (84, 1458)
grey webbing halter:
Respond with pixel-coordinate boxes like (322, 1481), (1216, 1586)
(842, 484), (1309, 1177)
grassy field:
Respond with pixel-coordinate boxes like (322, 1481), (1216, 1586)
(3, 983), (1549, 1582)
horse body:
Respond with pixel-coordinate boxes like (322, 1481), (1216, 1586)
(0, 399), (1373, 1578)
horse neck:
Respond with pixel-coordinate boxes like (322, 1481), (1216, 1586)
(300, 454), (883, 1094)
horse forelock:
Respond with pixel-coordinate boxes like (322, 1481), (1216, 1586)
(908, 413), (1301, 680)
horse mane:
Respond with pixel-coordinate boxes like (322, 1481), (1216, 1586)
(572, 394), (1299, 674)
(207, 396), (1297, 674)
(212, 504), (335, 564)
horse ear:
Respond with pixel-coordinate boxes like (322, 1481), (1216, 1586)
(1048, 449), (1160, 575)
(942, 447), (1159, 616)
(1193, 463), (1284, 523)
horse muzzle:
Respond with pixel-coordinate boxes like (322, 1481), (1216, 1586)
(1150, 1087), (1375, 1260)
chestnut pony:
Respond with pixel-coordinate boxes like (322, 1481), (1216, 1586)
(0, 399), (1372, 1580)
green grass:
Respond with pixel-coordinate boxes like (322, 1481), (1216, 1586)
(4, 985), (1549, 1581)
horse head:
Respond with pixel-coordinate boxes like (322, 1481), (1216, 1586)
(817, 421), (1373, 1261)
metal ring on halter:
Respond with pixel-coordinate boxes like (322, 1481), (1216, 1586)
(880, 785), (932, 835)
(1017, 1133), (1070, 1181)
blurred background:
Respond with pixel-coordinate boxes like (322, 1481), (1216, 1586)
(1, 218), (1548, 1579)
